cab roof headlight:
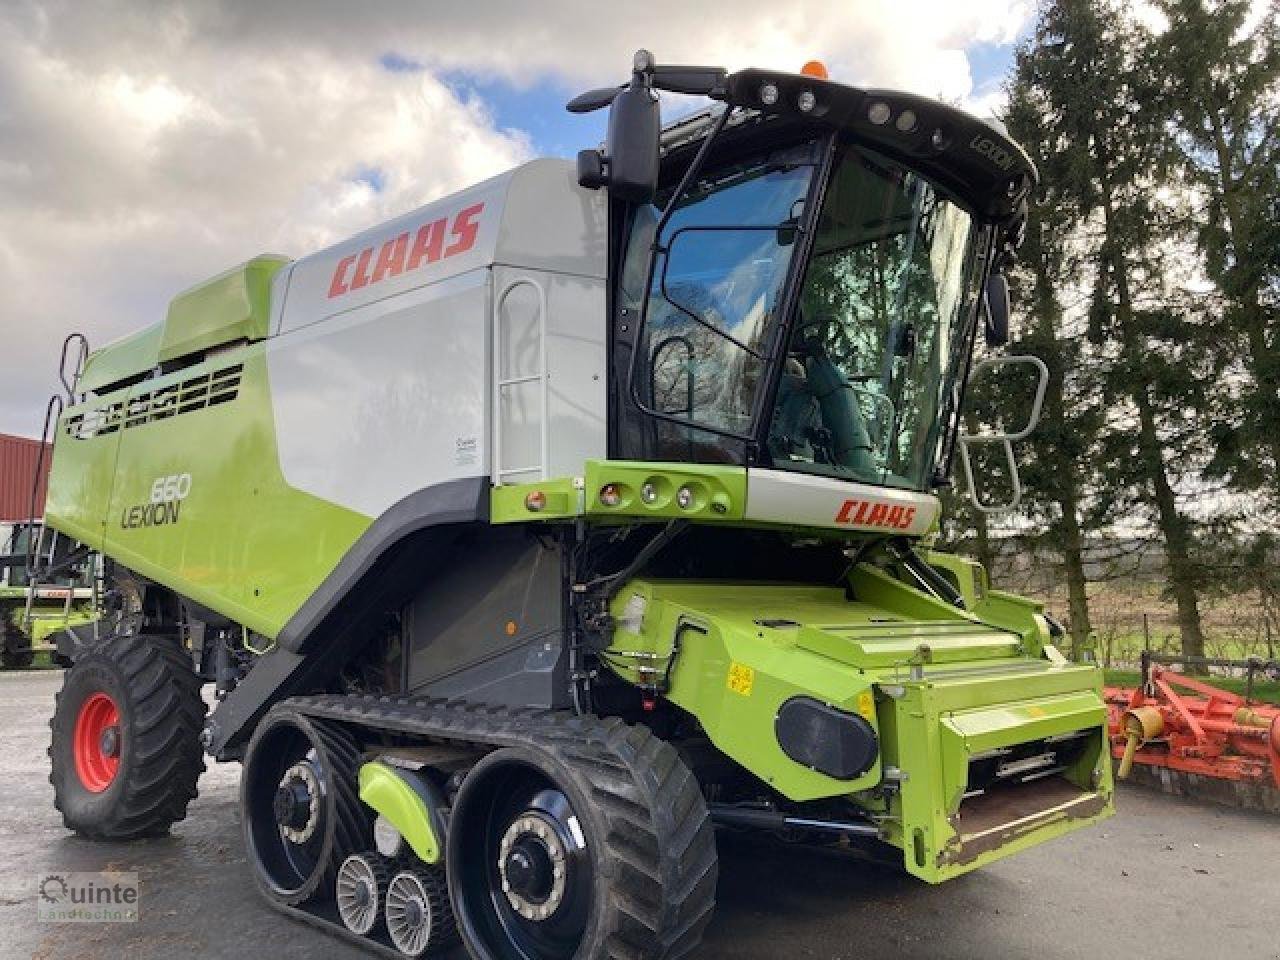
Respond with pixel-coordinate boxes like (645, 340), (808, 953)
(641, 482), (659, 504)
(524, 490), (547, 512)
(895, 109), (918, 133)
(676, 486), (696, 510)
(868, 101), (891, 125)
(760, 82), (780, 106)
(599, 484), (623, 508)
(797, 90), (817, 113)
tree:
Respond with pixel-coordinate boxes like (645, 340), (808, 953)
(1155, 0), (1280, 509)
(997, 65), (1111, 656)
(1014, 0), (1217, 661)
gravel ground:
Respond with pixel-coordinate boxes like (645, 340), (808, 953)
(1, 669), (1276, 960)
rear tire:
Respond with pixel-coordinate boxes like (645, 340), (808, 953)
(49, 633), (206, 838)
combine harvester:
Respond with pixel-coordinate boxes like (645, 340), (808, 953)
(1108, 652), (1280, 813)
(37, 53), (1114, 959)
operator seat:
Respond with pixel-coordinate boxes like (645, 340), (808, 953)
(770, 318), (876, 476)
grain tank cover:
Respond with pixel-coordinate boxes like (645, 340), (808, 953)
(159, 254), (290, 364)
(76, 324), (164, 395)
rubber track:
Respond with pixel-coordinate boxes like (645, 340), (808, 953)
(284, 694), (719, 960)
(50, 633), (206, 839)
(303, 717), (370, 905)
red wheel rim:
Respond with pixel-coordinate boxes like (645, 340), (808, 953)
(73, 692), (121, 792)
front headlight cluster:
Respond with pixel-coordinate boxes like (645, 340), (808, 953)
(594, 475), (731, 516)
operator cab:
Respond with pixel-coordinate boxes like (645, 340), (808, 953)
(578, 53), (1036, 497)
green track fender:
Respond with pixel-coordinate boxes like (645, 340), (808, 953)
(357, 762), (447, 864)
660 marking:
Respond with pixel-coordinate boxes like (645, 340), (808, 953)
(122, 473), (192, 529)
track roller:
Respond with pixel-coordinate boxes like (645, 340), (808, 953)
(336, 852), (392, 936)
(385, 867), (456, 957)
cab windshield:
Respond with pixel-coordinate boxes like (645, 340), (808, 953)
(621, 140), (984, 490)
(769, 147), (981, 489)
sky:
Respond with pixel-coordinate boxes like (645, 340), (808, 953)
(0, 0), (1034, 437)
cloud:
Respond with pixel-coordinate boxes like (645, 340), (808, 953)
(0, 0), (1033, 436)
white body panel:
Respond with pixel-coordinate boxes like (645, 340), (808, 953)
(745, 469), (940, 536)
(265, 158), (608, 518)
(268, 269), (491, 519)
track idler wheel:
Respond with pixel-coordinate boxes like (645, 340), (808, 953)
(447, 725), (718, 960)
(242, 705), (369, 906)
(385, 867), (455, 957)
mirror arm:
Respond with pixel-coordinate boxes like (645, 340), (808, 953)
(624, 107), (737, 434)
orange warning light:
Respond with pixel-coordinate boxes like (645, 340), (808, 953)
(801, 60), (829, 80)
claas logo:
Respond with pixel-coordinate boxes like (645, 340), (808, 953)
(328, 202), (485, 299)
(834, 498), (917, 531)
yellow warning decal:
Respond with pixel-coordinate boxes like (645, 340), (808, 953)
(726, 662), (755, 697)
(857, 690), (876, 722)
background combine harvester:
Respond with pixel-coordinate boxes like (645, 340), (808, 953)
(1108, 652), (1280, 813)
(0, 427), (99, 668)
(36, 52), (1114, 960)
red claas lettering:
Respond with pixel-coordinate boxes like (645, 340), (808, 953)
(329, 203), (485, 299)
(834, 499), (919, 531)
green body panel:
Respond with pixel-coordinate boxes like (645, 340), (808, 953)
(609, 581), (886, 800)
(357, 762), (443, 864)
(607, 561), (1114, 880)
(491, 477), (582, 523)
(159, 255), (289, 364)
(45, 345), (370, 638)
(879, 663), (1113, 882)
(78, 324), (164, 394)
(43, 398), (127, 552)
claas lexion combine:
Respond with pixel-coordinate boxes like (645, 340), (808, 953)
(40, 53), (1114, 960)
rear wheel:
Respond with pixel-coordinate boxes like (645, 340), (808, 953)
(49, 633), (205, 838)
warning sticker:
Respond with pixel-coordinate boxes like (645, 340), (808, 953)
(857, 690), (876, 722)
(726, 662), (755, 697)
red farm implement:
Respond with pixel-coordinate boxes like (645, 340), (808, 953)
(1105, 653), (1280, 811)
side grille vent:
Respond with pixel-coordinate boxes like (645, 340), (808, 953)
(66, 364), (243, 439)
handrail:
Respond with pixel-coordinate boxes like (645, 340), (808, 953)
(25, 393), (63, 572)
(58, 332), (89, 401)
(493, 277), (549, 483)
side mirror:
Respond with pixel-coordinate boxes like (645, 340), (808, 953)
(602, 80), (660, 203)
(983, 271), (1010, 347)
